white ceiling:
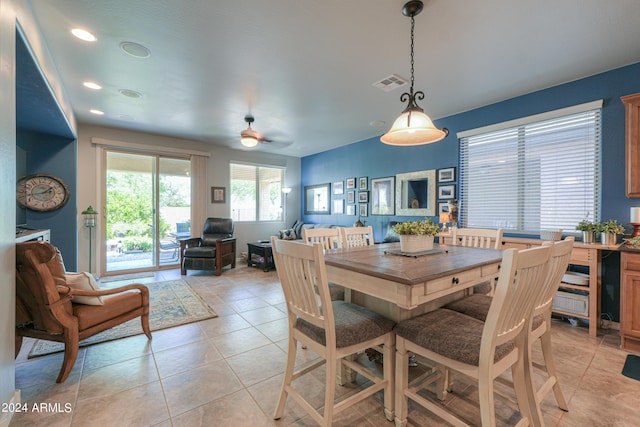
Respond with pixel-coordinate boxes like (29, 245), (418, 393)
(27, 0), (640, 157)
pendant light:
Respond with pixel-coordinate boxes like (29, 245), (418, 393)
(241, 115), (259, 148)
(381, 0), (448, 146)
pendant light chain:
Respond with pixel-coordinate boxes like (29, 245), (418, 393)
(409, 14), (415, 96)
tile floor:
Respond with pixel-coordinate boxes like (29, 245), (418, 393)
(10, 264), (640, 426)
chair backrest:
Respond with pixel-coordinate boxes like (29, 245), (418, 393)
(452, 227), (503, 249)
(301, 227), (342, 250)
(16, 241), (75, 334)
(482, 245), (551, 358)
(339, 226), (375, 248)
(271, 238), (335, 341)
(536, 237), (575, 316)
(201, 217), (234, 244)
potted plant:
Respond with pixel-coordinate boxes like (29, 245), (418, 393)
(596, 219), (625, 245)
(576, 220), (597, 244)
(393, 218), (441, 253)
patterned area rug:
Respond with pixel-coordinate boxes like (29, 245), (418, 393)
(28, 279), (217, 358)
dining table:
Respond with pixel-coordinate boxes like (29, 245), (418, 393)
(323, 242), (504, 322)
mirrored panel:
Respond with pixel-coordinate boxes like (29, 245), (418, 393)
(304, 183), (331, 215)
(395, 170), (436, 216)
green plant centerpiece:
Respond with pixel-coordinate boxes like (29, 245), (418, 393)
(596, 219), (625, 245)
(576, 219), (598, 243)
(393, 218), (441, 253)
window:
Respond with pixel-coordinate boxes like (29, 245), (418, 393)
(459, 101), (601, 235)
(230, 163), (284, 222)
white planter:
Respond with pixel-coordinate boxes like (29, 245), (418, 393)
(399, 235), (434, 253)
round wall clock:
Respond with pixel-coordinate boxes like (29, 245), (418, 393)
(16, 173), (70, 212)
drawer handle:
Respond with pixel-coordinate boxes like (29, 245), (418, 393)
(452, 277), (459, 285)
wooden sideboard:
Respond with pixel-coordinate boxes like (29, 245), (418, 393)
(622, 93), (640, 197)
(15, 228), (50, 243)
(439, 233), (620, 336)
(620, 250), (640, 353)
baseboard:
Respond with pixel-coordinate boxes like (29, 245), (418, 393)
(0, 390), (21, 427)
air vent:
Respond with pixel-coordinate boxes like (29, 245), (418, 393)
(120, 41), (151, 58)
(372, 74), (408, 92)
(119, 89), (142, 99)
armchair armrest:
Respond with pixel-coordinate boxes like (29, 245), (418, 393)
(57, 283), (149, 298)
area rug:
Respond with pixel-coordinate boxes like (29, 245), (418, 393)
(28, 279), (217, 358)
(98, 272), (155, 283)
(622, 354), (640, 381)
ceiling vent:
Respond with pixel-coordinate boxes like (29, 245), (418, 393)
(372, 74), (408, 92)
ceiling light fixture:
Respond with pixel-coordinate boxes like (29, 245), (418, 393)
(241, 115), (259, 148)
(83, 81), (102, 90)
(381, 0), (448, 146)
(89, 109), (104, 115)
(71, 28), (96, 42)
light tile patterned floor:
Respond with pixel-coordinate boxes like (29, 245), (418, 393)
(11, 264), (640, 426)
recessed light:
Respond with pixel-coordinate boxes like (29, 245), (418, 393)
(71, 28), (97, 42)
(89, 109), (104, 115)
(119, 41), (151, 58)
(118, 89), (142, 99)
(83, 81), (102, 90)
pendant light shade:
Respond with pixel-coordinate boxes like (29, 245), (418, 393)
(381, 0), (448, 146)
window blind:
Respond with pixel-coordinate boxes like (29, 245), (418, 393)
(459, 107), (601, 235)
(230, 163), (284, 222)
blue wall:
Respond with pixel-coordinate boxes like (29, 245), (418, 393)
(301, 61), (640, 322)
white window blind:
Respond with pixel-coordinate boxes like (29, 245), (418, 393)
(230, 163), (284, 222)
(459, 104), (601, 235)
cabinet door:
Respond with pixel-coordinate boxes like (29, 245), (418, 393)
(621, 270), (640, 340)
(622, 93), (640, 197)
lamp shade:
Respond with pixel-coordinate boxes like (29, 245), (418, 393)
(381, 109), (448, 146)
(241, 136), (258, 148)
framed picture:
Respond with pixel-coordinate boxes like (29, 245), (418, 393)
(359, 204), (368, 217)
(346, 178), (357, 189)
(438, 167), (456, 183)
(346, 204), (356, 216)
(371, 176), (395, 215)
(333, 180), (344, 195)
(358, 176), (368, 190)
(358, 191), (369, 203)
(438, 184), (456, 199)
(333, 199), (344, 214)
(438, 202), (450, 215)
(304, 183), (331, 214)
(211, 186), (226, 203)
(347, 190), (355, 204)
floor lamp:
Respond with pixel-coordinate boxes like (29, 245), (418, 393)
(82, 206), (98, 273)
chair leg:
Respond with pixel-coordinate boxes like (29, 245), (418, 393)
(274, 335), (298, 420)
(478, 364), (498, 427)
(383, 335), (396, 422)
(394, 337), (409, 427)
(539, 326), (568, 411)
(511, 339), (538, 427)
(323, 349), (337, 426)
(57, 328), (79, 383)
(141, 312), (152, 340)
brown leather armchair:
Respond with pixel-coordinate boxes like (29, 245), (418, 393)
(180, 217), (236, 276)
(15, 241), (151, 383)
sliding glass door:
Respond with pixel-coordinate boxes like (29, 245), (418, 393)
(104, 151), (191, 273)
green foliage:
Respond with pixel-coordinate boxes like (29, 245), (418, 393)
(393, 218), (441, 236)
(595, 219), (625, 234)
(576, 220), (597, 232)
(122, 236), (153, 252)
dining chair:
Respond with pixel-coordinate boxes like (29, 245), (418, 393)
(271, 238), (396, 426)
(451, 227), (504, 295)
(394, 244), (551, 427)
(301, 227), (345, 300)
(445, 237), (574, 424)
(338, 225), (375, 247)
(301, 227), (342, 250)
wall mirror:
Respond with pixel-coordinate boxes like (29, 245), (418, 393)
(395, 169), (436, 216)
(304, 183), (331, 214)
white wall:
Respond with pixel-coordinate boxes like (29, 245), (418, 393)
(76, 124), (301, 276)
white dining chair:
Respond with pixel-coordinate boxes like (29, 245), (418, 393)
(338, 226), (375, 248)
(450, 227), (504, 295)
(301, 227), (345, 301)
(394, 244), (552, 427)
(271, 238), (396, 426)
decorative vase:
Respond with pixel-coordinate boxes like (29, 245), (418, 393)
(582, 231), (596, 244)
(399, 235), (434, 253)
(600, 232), (618, 245)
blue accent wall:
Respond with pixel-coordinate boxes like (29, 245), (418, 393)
(301, 61), (640, 322)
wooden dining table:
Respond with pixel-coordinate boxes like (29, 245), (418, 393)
(324, 242), (504, 322)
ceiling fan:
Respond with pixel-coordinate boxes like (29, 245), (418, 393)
(240, 114), (272, 148)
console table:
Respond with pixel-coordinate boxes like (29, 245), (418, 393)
(16, 228), (50, 243)
(247, 241), (275, 272)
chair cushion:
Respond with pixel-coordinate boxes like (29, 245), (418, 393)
(65, 272), (104, 305)
(296, 301), (395, 348)
(394, 308), (515, 366)
(184, 246), (216, 258)
(73, 292), (143, 331)
(444, 294), (492, 321)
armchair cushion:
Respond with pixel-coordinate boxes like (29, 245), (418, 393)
(183, 245), (217, 258)
(65, 272), (104, 305)
(73, 292), (143, 331)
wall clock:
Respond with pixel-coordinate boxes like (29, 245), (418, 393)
(17, 173), (70, 212)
